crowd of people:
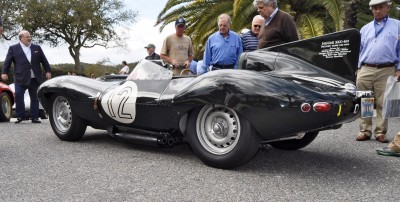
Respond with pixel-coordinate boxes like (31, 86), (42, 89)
(1, 0), (400, 157)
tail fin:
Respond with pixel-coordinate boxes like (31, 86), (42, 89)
(264, 29), (360, 81)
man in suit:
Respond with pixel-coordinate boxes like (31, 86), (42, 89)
(1, 30), (52, 123)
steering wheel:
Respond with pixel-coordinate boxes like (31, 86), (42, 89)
(180, 68), (195, 76)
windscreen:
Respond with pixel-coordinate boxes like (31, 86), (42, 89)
(127, 60), (172, 80)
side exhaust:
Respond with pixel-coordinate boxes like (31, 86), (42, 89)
(108, 126), (179, 148)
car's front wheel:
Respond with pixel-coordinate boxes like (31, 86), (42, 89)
(187, 105), (260, 169)
(269, 131), (319, 150)
(0, 92), (12, 122)
(49, 95), (87, 141)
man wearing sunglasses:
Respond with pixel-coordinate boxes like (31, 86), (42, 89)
(241, 15), (265, 52)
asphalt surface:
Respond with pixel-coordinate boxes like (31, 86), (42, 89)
(1, 118), (399, 201)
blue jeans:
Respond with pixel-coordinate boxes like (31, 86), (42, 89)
(15, 79), (40, 119)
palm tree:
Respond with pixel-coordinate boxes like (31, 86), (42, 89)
(343, 0), (360, 29)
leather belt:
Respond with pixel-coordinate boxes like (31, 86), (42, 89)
(212, 64), (235, 70)
(363, 63), (395, 68)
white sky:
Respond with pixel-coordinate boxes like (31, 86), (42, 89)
(0, 0), (175, 65)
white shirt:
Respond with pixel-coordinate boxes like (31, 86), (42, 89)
(120, 65), (130, 74)
(20, 42), (35, 78)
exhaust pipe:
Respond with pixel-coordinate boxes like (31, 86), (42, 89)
(113, 132), (176, 148)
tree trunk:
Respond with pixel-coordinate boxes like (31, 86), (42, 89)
(343, 0), (360, 29)
(69, 46), (83, 74)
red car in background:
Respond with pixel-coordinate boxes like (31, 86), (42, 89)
(0, 82), (14, 122)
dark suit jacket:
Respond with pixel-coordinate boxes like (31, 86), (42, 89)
(2, 43), (51, 86)
(145, 52), (161, 60)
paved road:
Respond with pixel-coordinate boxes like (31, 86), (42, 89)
(1, 118), (399, 201)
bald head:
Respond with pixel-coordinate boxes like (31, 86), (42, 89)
(18, 30), (32, 46)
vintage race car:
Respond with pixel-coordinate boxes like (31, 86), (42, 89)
(0, 82), (15, 122)
(38, 29), (372, 169)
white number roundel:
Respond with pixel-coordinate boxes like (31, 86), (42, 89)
(101, 81), (137, 123)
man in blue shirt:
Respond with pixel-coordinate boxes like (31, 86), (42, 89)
(202, 14), (243, 72)
(356, 0), (400, 143)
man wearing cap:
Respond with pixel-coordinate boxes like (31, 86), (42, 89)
(356, 0), (400, 143)
(202, 14), (243, 71)
(160, 17), (193, 76)
(144, 43), (160, 60)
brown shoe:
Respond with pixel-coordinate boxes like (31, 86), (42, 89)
(356, 132), (371, 141)
(376, 134), (389, 143)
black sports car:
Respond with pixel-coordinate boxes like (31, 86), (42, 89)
(38, 29), (372, 169)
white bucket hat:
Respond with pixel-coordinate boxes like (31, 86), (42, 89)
(369, 0), (391, 6)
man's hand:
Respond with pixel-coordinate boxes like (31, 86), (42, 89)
(184, 60), (191, 68)
(1, 74), (8, 81)
(171, 59), (178, 67)
(45, 72), (52, 80)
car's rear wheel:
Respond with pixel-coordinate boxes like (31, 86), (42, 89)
(49, 95), (87, 141)
(187, 105), (260, 169)
(0, 92), (12, 122)
(269, 131), (319, 150)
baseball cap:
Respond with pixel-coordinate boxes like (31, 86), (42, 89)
(144, 43), (155, 49)
(175, 18), (186, 26)
(369, 0), (391, 6)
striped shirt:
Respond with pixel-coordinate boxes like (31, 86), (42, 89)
(241, 31), (258, 52)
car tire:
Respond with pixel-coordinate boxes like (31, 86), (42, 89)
(0, 92), (12, 122)
(49, 94), (87, 141)
(269, 131), (319, 150)
(187, 105), (260, 169)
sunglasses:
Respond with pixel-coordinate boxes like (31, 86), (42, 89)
(253, 25), (261, 28)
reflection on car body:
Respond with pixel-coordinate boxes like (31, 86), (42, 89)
(95, 74), (128, 82)
(38, 29), (373, 169)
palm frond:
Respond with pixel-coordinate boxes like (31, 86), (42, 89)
(308, 0), (343, 31)
(297, 14), (325, 39)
